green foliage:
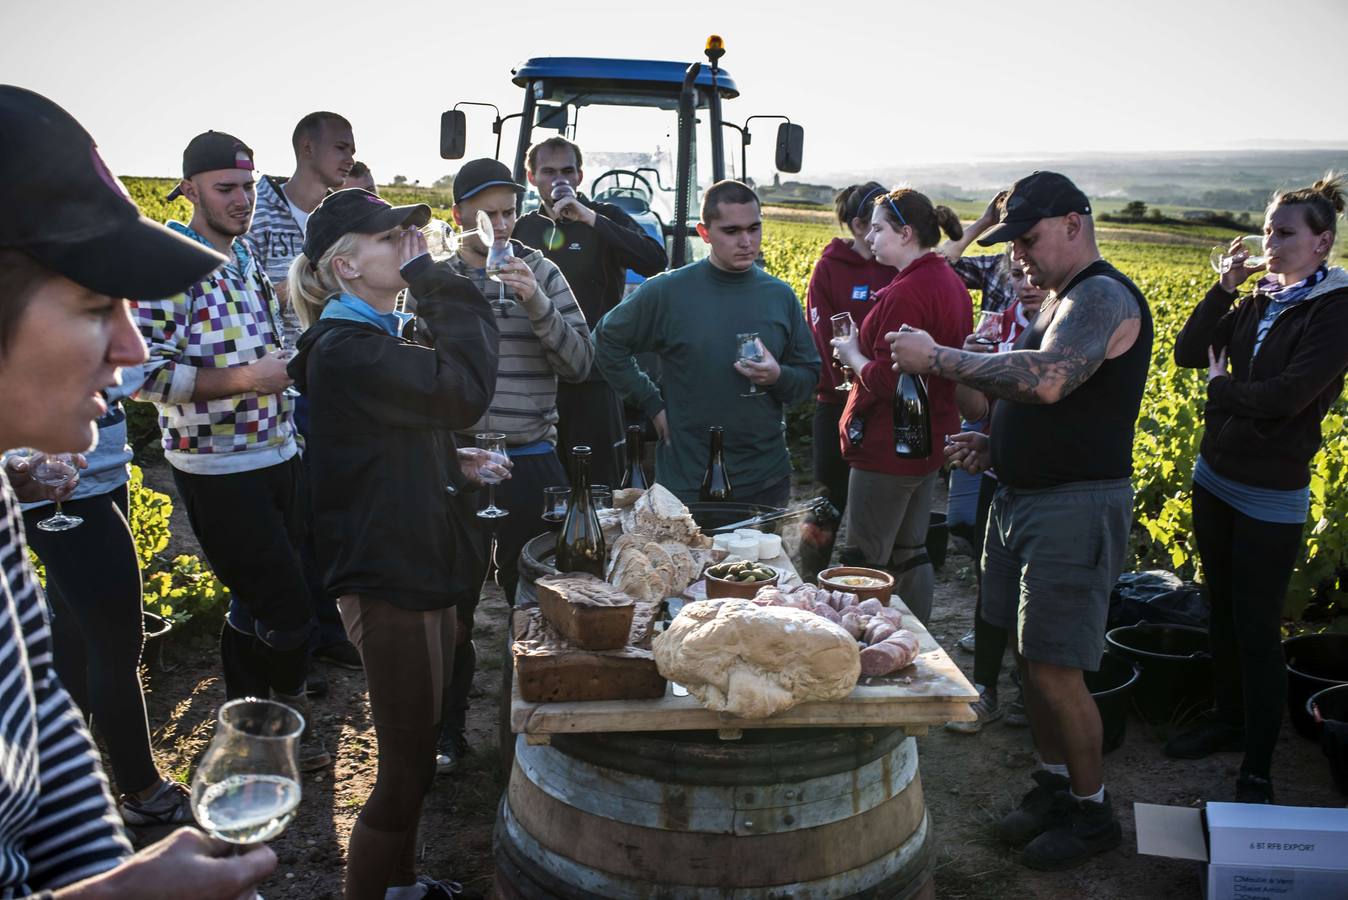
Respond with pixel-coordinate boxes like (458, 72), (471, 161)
(758, 215), (1348, 623)
(130, 466), (230, 629)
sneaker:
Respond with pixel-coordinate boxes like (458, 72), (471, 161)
(416, 874), (483, 899)
(946, 688), (1003, 734)
(956, 630), (976, 654)
(1004, 688), (1029, 727)
(1235, 773), (1276, 804)
(315, 639), (363, 670)
(1020, 792), (1122, 871)
(119, 779), (193, 828)
(997, 770), (1072, 846)
(1163, 714), (1245, 760)
(435, 730), (471, 776)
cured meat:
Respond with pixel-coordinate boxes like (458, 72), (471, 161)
(858, 629), (922, 676)
(811, 602), (842, 624)
(857, 598), (886, 617)
(875, 607), (903, 629)
(865, 621), (898, 645)
(840, 612), (867, 640)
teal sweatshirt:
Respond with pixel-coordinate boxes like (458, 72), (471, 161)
(594, 259), (820, 502)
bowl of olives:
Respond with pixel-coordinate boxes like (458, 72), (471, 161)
(704, 560), (781, 599)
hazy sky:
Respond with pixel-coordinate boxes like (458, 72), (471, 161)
(5, 0), (1346, 186)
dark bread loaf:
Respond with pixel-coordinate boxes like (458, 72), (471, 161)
(536, 573), (637, 650)
(512, 604), (667, 703)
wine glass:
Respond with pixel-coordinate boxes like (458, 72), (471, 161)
(541, 486), (570, 527)
(590, 484), (613, 511)
(972, 310), (1003, 347)
(830, 312), (856, 391)
(192, 698), (303, 899)
(475, 432), (509, 519)
(737, 332), (764, 398)
(1209, 234), (1267, 275)
(485, 240), (515, 284)
(426, 209), (495, 258)
(28, 452), (84, 532)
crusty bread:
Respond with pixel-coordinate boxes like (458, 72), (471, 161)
(535, 573), (637, 650)
(610, 546), (656, 603)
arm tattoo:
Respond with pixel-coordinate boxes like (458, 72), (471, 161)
(930, 276), (1140, 404)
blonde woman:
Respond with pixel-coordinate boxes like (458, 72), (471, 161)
(286, 189), (500, 899)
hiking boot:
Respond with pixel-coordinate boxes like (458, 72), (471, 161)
(1004, 687), (1028, 727)
(956, 630), (976, 654)
(436, 730), (471, 776)
(1021, 792), (1122, 870)
(1163, 714), (1245, 760)
(315, 639), (363, 670)
(119, 779), (193, 829)
(1235, 773), (1276, 804)
(275, 691), (333, 772)
(997, 770), (1071, 846)
(946, 687), (1003, 734)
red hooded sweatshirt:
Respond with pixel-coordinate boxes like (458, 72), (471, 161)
(839, 251), (973, 476)
(805, 238), (898, 403)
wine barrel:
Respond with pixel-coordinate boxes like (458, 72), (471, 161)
(494, 727), (934, 899)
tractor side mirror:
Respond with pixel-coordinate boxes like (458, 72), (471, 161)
(440, 110), (467, 160)
(775, 123), (804, 173)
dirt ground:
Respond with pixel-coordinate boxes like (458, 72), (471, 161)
(136, 464), (1344, 899)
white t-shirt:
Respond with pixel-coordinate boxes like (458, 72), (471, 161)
(286, 195), (310, 233)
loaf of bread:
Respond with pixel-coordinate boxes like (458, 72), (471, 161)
(512, 605), (667, 703)
(535, 573), (636, 650)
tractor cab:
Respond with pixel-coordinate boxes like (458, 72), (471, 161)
(440, 37), (803, 278)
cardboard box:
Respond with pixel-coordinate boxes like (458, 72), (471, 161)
(1135, 802), (1348, 899)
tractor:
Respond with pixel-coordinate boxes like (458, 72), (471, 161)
(439, 36), (804, 281)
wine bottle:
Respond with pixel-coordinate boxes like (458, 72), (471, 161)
(556, 445), (606, 578)
(619, 424), (649, 490)
(893, 372), (932, 459)
(699, 426), (734, 501)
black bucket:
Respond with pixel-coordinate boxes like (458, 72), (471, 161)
(1307, 684), (1348, 795)
(1285, 633), (1348, 740)
(1085, 653), (1140, 754)
(1105, 624), (1212, 725)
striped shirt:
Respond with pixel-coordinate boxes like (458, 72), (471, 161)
(0, 474), (131, 898)
(438, 242), (593, 446)
(245, 175), (307, 345)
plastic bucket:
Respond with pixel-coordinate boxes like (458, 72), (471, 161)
(1085, 654), (1141, 754)
(1104, 624), (1212, 725)
(1285, 633), (1348, 740)
(1307, 684), (1348, 795)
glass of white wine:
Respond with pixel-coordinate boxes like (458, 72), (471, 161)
(1209, 234), (1267, 275)
(737, 332), (764, 398)
(192, 698), (303, 899)
(830, 312), (856, 391)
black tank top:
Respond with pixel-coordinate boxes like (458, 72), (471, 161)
(990, 260), (1153, 488)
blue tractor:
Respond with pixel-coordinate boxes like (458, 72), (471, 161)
(439, 36), (804, 282)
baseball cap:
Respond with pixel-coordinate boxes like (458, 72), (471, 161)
(302, 189), (431, 265)
(165, 130), (255, 201)
(452, 158), (525, 204)
(976, 171), (1093, 246)
(0, 85), (226, 299)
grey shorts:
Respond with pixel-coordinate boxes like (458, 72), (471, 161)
(981, 478), (1132, 671)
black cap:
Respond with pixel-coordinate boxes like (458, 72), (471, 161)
(302, 188), (431, 265)
(452, 158), (525, 204)
(977, 171), (1092, 246)
(0, 85), (226, 299)
(165, 130), (255, 201)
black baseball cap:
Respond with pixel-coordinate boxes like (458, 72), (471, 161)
(302, 188), (431, 265)
(452, 158), (525, 204)
(977, 171), (1093, 246)
(0, 85), (226, 299)
(165, 130), (255, 201)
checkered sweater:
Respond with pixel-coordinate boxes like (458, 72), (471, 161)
(132, 223), (299, 475)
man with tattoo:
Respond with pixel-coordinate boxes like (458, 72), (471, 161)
(887, 171), (1153, 871)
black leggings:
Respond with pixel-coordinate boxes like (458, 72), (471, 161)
(339, 595), (455, 899)
(971, 474), (1011, 692)
(812, 402), (850, 515)
(1191, 482), (1304, 780)
(25, 484), (159, 793)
